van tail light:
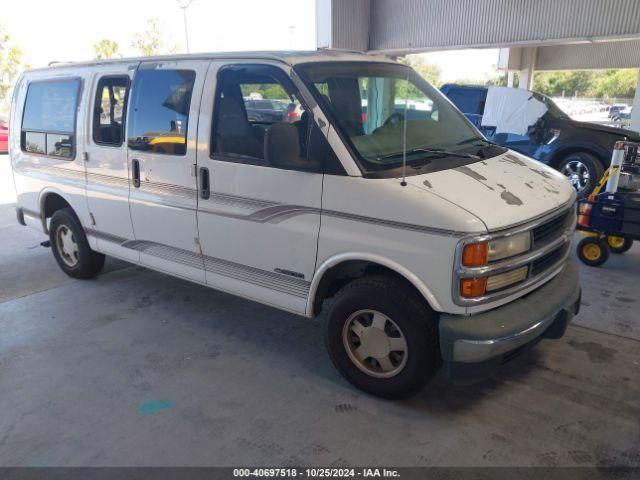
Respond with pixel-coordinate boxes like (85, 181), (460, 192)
(462, 242), (488, 267)
(460, 277), (487, 298)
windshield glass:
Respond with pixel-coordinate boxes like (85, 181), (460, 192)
(296, 62), (502, 174)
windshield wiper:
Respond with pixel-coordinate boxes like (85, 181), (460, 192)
(377, 147), (481, 162)
(456, 137), (496, 146)
(455, 137), (505, 159)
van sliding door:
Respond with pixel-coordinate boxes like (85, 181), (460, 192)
(126, 60), (209, 282)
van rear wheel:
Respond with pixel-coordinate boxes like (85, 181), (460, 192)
(324, 275), (440, 399)
(50, 208), (105, 279)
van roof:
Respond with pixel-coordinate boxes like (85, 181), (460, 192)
(31, 49), (395, 72)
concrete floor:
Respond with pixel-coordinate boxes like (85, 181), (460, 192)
(0, 155), (639, 468)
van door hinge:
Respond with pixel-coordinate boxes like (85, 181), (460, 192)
(82, 152), (89, 162)
(191, 164), (197, 177)
(89, 213), (96, 226)
(194, 237), (202, 255)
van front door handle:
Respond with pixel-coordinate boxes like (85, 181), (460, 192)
(132, 159), (141, 188)
(199, 167), (210, 199)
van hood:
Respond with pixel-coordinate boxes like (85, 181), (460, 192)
(407, 150), (576, 231)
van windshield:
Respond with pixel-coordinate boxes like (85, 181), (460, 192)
(295, 62), (504, 175)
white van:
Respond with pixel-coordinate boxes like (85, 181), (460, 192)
(10, 51), (580, 398)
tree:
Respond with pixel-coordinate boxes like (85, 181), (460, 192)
(399, 55), (442, 86)
(532, 69), (637, 99)
(93, 39), (121, 60)
(0, 25), (27, 111)
(593, 69), (637, 99)
(131, 18), (178, 56)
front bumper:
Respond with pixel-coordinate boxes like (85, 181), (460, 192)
(439, 259), (581, 383)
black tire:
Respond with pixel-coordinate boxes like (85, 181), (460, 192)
(49, 208), (105, 279)
(557, 152), (604, 199)
(324, 275), (440, 399)
(577, 237), (610, 267)
(607, 235), (633, 254)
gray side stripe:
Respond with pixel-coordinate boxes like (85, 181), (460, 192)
(85, 229), (127, 245)
(202, 255), (310, 298)
(17, 164), (85, 182)
(138, 181), (197, 200)
(85, 230), (310, 299)
(122, 239), (205, 270)
(18, 161), (466, 237)
(200, 202), (466, 237)
(87, 172), (129, 188)
(203, 192), (278, 210)
(323, 210), (467, 236)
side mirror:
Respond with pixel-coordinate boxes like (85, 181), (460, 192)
(264, 123), (302, 169)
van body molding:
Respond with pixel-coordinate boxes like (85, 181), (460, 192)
(85, 229), (311, 298)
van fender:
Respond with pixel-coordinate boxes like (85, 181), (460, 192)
(307, 252), (443, 316)
(38, 186), (71, 234)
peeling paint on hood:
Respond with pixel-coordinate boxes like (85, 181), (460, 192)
(406, 150), (576, 231)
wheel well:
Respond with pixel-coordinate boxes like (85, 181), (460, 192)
(312, 260), (427, 316)
(548, 147), (606, 170)
(42, 193), (72, 220)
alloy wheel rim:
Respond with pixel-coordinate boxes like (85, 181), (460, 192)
(342, 309), (408, 379)
(55, 224), (79, 267)
(561, 159), (590, 192)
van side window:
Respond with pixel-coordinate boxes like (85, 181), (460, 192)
(21, 78), (80, 159)
(211, 64), (320, 172)
(127, 69), (195, 156)
(93, 76), (129, 146)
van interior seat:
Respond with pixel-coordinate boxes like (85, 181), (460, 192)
(97, 123), (121, 144)
(293, 111), (309, 156)
(216, 83), (263, 160)
(264, 122), (317, 171)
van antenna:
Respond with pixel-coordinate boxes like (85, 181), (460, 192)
(400, 69), (409, 187)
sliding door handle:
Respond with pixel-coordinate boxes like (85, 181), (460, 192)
(131, 159), (141, 188)
(199, 167), (210, 199)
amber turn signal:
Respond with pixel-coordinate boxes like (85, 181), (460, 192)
(462, 242), (488, 267)
(460, 277), (487, 298)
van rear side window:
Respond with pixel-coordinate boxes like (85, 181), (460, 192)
(21, 78), (80, 159)
(93, 76), (129, 147)
(127, 69), (195, 156)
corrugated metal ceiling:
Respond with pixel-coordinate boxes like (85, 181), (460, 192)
(330, 0), (640, 53)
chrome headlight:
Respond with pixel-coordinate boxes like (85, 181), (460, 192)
(487, 231), (531, 262)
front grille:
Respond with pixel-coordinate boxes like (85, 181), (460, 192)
(533, 210), (572, 246)
(531, 243), (568, 276)
(455, 205), (574, 305)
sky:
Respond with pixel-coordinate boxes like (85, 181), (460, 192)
(2, 0), (499, 82)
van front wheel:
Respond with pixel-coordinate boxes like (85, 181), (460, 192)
(324, 275), (440, 399)
(50, 208), (105, 279)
